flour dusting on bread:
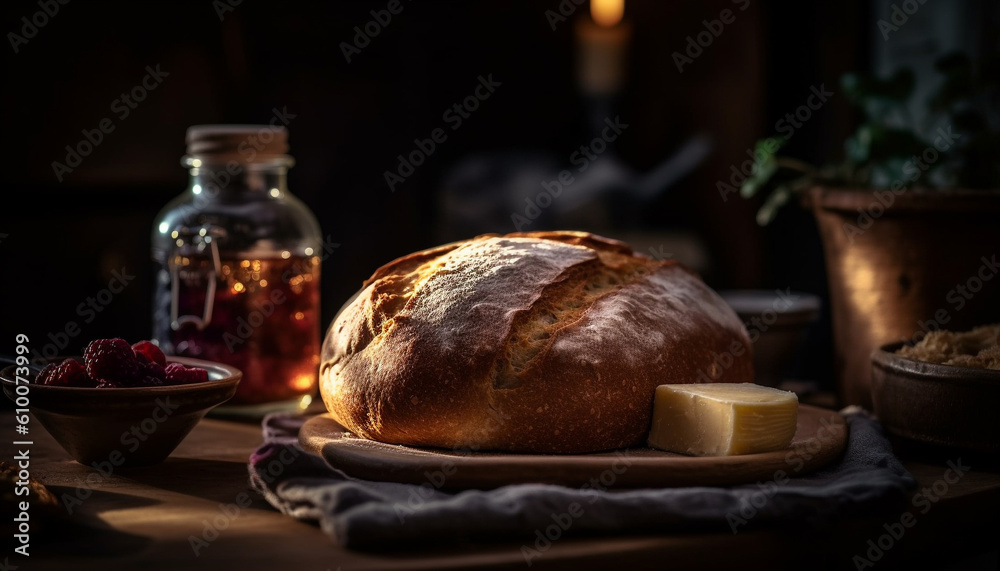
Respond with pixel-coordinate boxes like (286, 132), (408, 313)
(320, 231), (754, 453)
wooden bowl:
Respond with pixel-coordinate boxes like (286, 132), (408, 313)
(871, 341), (1000, 454)
(0, 356), (241, 466)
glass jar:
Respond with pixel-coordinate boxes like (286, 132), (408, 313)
(151, 124), (322, 414)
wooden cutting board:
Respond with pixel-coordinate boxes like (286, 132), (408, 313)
(298, 404), (847, 489)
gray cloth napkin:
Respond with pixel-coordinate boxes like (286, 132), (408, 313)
(247, 407), (915, 550)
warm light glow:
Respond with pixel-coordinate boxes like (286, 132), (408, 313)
(591, 0), (624, 27)
(296, 394), (313, 411)
(844, 251), (889, 342)
(233, 282), (245, 293)
(291, 374), (315, 391)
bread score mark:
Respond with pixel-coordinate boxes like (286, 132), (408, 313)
(491, 250), (671, 390)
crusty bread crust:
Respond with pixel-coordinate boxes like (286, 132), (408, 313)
(320, 231), (753, 453)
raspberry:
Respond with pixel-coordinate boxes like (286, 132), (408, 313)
(139, 376), (165, 387)
(136, 356), (166, 387)
(84, 338), (142, 386)
(164, 362), (209, 385)
(136, 353), (166, 382)
(132, 341), (167, 367)
(34, 364), (57, 385)
(51, 358), (93, 387)
(163, 362), (184, 378)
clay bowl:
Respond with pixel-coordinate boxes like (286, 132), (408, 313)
(719, 289), (821, 387)
(0, 356), (240, 466)
(871, 341), (1000, 455)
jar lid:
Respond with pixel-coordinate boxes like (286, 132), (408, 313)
(185, 124), (289, 161)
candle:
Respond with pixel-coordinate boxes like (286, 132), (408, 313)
(575, 0), (631, 96)
(591, 0), (624, 27)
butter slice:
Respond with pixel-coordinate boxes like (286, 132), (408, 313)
(647, 383), (798, 456)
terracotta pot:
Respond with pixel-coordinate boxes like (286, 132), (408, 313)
(806, 187), (1000, 409)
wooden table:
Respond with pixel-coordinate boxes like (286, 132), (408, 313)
(3, 402), (999, 570)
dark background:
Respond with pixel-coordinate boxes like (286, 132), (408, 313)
(1, 0), (993, 391)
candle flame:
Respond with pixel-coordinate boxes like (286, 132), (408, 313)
(591, 0), (624, 27)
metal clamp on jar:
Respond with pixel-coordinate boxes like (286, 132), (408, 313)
(151, 125), (322, 415)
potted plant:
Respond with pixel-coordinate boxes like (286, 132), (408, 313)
(741, 51), (1000, 409)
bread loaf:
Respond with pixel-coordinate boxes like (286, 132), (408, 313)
(320, 231), (753, 453)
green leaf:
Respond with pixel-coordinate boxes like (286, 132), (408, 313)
(740, 159), (776, 198)
(869, 157), (913, 188)
(844, 123), (881, 164)
(840, 68), (915, 106)
(756, 136), (786, 157)
(756, 184), (792, 226)
(739, 137), (785, 198)
(840, 73), (865, 104)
